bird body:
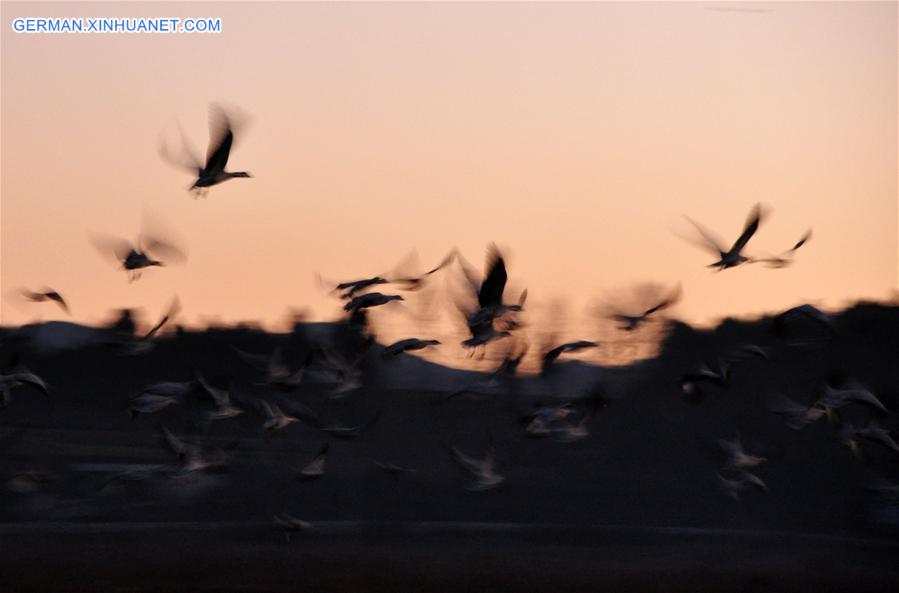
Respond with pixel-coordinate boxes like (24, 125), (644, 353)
(344, 292), (403, 312)
(383, 338), (440, 357)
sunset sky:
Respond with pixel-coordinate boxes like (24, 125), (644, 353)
(2, 1), (896, 360)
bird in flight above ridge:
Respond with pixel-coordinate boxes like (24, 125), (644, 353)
(160, 103), (252, 196)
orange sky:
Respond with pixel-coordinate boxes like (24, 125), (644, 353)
(2, 2), (897, 358)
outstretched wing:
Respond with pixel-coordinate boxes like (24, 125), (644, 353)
(728, 203), (764, 255)
(205, 104), (235, 173)
(683, 217), (726, 256)
(478, 244), (507, 309)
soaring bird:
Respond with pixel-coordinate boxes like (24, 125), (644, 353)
(452, 245), (526, 352)
(160, 103), (251, 195)
(816, 380), (888, 415)
(298, 442), (329, 480)
(540, 340), (599, 374)
(684, 204), (766, 270)
(195, 372), (243, 420)
(679, 358), (731, 400)
(20, 288), (69, 314)
(717, 436), (767, 470)
(91, 233), (186, 282)
(610, 285), (681, 331)
(752, 229), (812, 268)
(768, 394), (826, 430)
(260, 400), (299, 432)
(451, 446), (505, 491)
(718, 470), (768, 501)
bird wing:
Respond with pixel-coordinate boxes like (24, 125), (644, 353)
(143, 297), (180, 340)
(451, 447), (485, 474)
(478, 244), (507, 309)
(141, 234), (187, 264)
(683, 217), (726, 256)
(788, 228), (812, 253)
(728, 203), (764, 254)
(158, 123), (203, 173)
(160, 425), (187, 459)
(204, 104), (234, 173)
(643, 284), (682, 316)
(89, 233), (135, 263)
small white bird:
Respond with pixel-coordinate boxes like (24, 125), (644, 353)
(195, 372), (243, 420)
(817, 381), (888, 415)
(260, 400), (298, 432)
(129, 393), (180, 418)
(717, 470), (768, 501)
(768, 395), (825, 430)
(451, 446), (505, 491)
(298, 442), (328, 480)
(717, 436), (767, 470)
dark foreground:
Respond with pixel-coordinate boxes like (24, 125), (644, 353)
(3, 521), (899, 593)
(2, 304), (899, 591)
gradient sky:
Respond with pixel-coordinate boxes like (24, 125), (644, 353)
(2, 1), (897, 363)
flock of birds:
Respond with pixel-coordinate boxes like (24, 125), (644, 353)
(3, 104), (897, 537)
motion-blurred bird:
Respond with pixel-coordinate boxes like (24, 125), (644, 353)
(298, 442), (329, 480)
(344, 292), (404, 313)
(540, 340), (599, 375)
(717, 436), (767, 470)
(611, 285), (681, 331)
(684, 204), (766, 270)
(718, 470), (768, 501)
(91, 233), (186, 282)
(261, 400), (299, 432)
(20, 288), (69, 314)
(160, 103), (252, 194)
(451, 446), (504, 491)
(383, 338), (440, 357)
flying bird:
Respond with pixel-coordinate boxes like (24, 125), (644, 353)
(540, 340), (599, 375)
(452, 245), (526, 352)
(20, 288), (69, 314)
(91, 233), (186, 282)
(451, 446), (505, 491)
(298, 442), (329, 480)
(343, 292), (404, 313)
(717, 436), (767, 470)
(383, 338), (440, 357)
(718, 470), (768, 501)
(683, 204), (766, 270)
(260, 400), (299, 432)
(160, 103), (252, 195)
(610, 285), (681, 331)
